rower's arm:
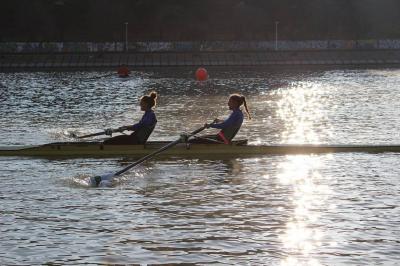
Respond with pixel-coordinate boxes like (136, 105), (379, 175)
(119, 125), (134, 131)
(210, 112), (238, 129)
(132, 112), (156, 131)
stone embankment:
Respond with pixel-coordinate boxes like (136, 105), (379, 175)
(1, 50), (400, 70)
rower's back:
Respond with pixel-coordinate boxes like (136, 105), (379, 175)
(104, 91), (158, 145)
(130, 122), (157, 144)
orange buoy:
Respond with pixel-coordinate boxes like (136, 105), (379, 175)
(195, 67), (208, 81)
(117, 65), (130, 78)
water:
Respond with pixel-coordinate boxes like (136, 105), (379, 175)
(1, 68), (400, 265)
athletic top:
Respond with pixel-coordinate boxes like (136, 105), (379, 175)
(210, 108), (243, 142)
(131, 110), (157, 143)
(132, 110), (157, 131)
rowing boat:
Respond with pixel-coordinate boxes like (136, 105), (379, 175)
(1, 140), (400, 158)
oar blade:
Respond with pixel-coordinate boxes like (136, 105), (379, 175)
(88, 125), (206, 188)
(89, 173), (115, 187)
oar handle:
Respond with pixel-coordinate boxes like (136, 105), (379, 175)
(76, 131), (108, 139)
(114, 125), (206, 176)
(74, 126), (130, 139)
(190, 125), (208, 136)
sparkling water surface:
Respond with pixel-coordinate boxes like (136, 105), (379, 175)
(0, 68), (400, 265)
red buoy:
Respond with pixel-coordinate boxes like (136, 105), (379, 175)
(117, 65), (130, 78)
(195, 67), (208, 81)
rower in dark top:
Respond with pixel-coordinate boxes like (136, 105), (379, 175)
(104, 91), (158, 145)
(191, 93), (251, 144)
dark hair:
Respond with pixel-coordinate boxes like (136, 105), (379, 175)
(230, 93), (251, 119)
(141, 91), (157, 108)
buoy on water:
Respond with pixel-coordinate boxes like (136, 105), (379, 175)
(195, 67), (208, 81)
(117, 65), (130, 78)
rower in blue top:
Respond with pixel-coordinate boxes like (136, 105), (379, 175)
(104, 91), (158, 145)
(191, 93), (251, 144)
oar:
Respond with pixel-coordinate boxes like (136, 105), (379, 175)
(71, 126), (128, 139)
(89, 125), (206, 187)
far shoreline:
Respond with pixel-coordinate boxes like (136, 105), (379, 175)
(1, 49), (400, 72)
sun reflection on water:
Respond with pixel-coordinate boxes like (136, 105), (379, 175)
(275, 81), (335, 144)
(274, 81), (336, 265)
(278, 155), (333, 265)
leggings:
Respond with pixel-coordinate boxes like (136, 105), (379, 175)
(188, 134), (225, 144)
(103, 133), (141, 145)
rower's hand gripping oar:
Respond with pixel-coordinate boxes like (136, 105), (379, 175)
(89, 125), (206, 187)
(71, 126), (131, 139)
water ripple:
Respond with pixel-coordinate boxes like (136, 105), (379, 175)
(1, 68), (400, 264)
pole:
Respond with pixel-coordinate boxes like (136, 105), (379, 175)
(275, 21), (279, 51)
(124, 22), (128, 52)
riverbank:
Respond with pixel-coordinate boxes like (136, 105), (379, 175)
(1, 49), (400, 71)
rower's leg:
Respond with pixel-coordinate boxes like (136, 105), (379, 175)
(103, 134), (139, 145)
(189, 135), (224, 144)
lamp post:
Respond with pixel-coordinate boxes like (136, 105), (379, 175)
(275, 21), (279, 51)
(124, 22), (128, 52)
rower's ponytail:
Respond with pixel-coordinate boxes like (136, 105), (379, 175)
(241, 96), (251, 120)
(230, 94), (251, 120)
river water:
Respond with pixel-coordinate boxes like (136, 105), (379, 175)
(0, 67), (399, 265)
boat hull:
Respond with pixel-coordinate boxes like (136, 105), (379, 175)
(1, 140), (400, 158)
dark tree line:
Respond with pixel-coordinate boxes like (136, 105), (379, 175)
(1, 0), (400, 42)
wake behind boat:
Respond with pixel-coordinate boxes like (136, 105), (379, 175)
(1, 140), (400, 158)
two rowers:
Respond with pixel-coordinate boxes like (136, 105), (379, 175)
(103, 92), (251, 145)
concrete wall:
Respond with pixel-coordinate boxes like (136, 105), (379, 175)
(1, 40), (400, 53)
(2, 50), (400, 71)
